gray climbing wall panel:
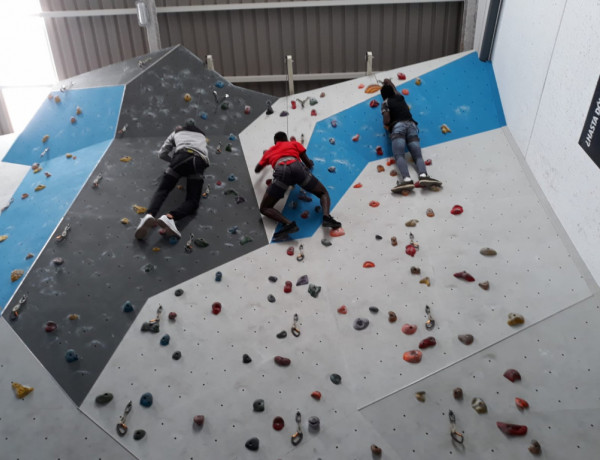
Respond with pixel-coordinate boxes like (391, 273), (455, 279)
(2, 45), (272, 406)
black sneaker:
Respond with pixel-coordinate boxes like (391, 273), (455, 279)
(391, 179), (415, 193)
(322, 215), (342, 229)
(419, 176), (442, 187)
(273, 221), (299, 240)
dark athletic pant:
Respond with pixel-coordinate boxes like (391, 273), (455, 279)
(147, 150), (207, 221)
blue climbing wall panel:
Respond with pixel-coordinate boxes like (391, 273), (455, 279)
(0, 87), (123, 310)
(279, 52), (506, 240)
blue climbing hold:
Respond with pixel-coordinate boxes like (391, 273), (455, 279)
(215, 271), (222, 282)
(122, 301), (134, 313)
(228, 174), (237, 181)
(140, 392), (153, 407)
(200, 111), (208, 120)
(229, 134), (237, 141)
(168, 236), (178, 245)
(65, 349), (79, 363)
(215, 80), (225, 88)
(227, 226), (238, 234)
(160, 334), (170, 346)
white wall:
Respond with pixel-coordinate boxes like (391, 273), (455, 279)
(491, 0), (600, 284)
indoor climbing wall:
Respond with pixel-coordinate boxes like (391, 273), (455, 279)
(1, 48), (599, 460)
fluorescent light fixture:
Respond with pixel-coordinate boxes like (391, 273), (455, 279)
(136, 1), (148, 27)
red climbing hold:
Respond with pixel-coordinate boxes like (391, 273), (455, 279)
(419, 337), (436, 349)
(397, 72), (406, 80)
(301, 211), (309, 219)
(168, 312), (177, 320)
(496, 422), (528, 436)
(311, 109), (317, 116)
(311, 391), (322, 400)
(376, 146), (383, 156)
(425, 159), (432, 166)
(503, 369), (522, 382)
(274, 356), (291, 366)
(414, 181), (422, 188)
(284, 281), (292, 293)
(44, 321), (57, 333)
(369, 201), (380, 207)
(369, 99), (379, 108)
(450, 205), (464, 215)
(403, 350), (422, 363)
(401, 89), (409, 96)
(291, 100), (297, 109)
(273, 416), (285, 431)
(287, 247), (294, 256)
(363, 261), (375, 268)
(515, 397), (529, 410)
(331, 120), (337, 128)
(405, 245), (417, 257)
(353, 183), (362, 188)
(386, 158), (396, 166)
(211, 302), (222, 315)
(454, 271), (475, 282)
(352, 134), (360, 142)
(358, 84), (365, 89)
(337, 305), (347, 314)
(401, 323), (417, 335)
(244, 105), (251, 114)
(330, 228), (345, 237)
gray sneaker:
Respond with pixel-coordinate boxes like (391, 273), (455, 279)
(157, 215), (181, 238)
(391, 179), (415, 193)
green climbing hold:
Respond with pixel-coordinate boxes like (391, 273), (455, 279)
(308, 284), (321, 298)
(95, 392), (114, 405)
(330, 373), (342, 385)
(239, 235), (253, 245)
(194, 238), (209, 248)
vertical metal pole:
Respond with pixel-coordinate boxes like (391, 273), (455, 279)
(479, 0), (503, 61)
(365, 51), (374, 76)
(206, 55), (215, 71)
(143, 0), (161, 52)
(286, 55), (295, 96)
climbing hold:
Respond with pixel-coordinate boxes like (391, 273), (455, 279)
(174, 289), (184, 297)
(193, 415), (205, 427)
(244, 105), (251, 114)
(453, 388), (463, 400)
(172, 351), (182, 360)
(284, 281), (292, 293)
(212, 302), (222, 315)
(425, 158), (432, 165)
(21, 194), (29, 199)
(327, 166), (336, 173)
(415, 391), (426, 402)
(376, 165), (385, 174)
(375, 145), (384, 156)
(401, 88), (409, 95)
(310, 109), (317, 116)
(25, 253), (34, 259)
(268, 276), (278, 283)
(44, 321), (57, 332)
(391, 236), (397, 246)
(365, 84), (382, 94)
(140, 392), (153, 407)
(308, 416), (320, 432)
(301, 210), (310, 219)
(65, 349), (79, 363)
(42, 134), (49, 143)
(296, 275), (309, 286)
(371, 444), (382, 456)
(503, 369), (522, 382)
(363, 261), (375, 268)
(454, 271), (475, 282)
(331, 119), (337, 127)
(54, 95), (61, 103)
(68, 314), (79, 321)
(528, 440), (541, 455)
(122, 301), (134, 313)
(215, 271), (222, 282)
(458, 334), (474, 345)
(34, 184), (45, 192)
(410, 266), (421, 274)
(52, 257), (64, 266)
(132, 205), (147, 214)
(253, 399), (265, 412)
(330, 227), (345, 237)
(308, 284), (321, 298)
(369, 99), (379, 108)
(194, 238), (209, 248)
(311, 391), (322, 400)
(397, 72), (406, 80)
(142, 263), (155, 273)
(330, 373), (342, 385)
(353, 318), (369, 330)
(329, 137), (336, 145)
(12, 382), (34, 399)
(321, 238), (332, 247)
(276, 330), (287, 339)
(309, 97), (318, 105)
(221, 101), (229, 110)
(273, 416), (285, 431)
(479, 281), (490, 290)
(405, 245), (417, 257)
(507, 313), (525, 326)
(95, 392), (113, 405)
(280, 110), (288, 116)
(471, 397), (487, 414)
(120, 156), (132, 163)
(480, 247), (497, 256)
(337, 305), (347, 314)
(515, 397), (529, 410)
(405, 219), (419, 227)
(133, 430), (146, 441)
(243, 354), (252, 363)
(369, 201), (379, 207)
(402, 324), (417, 335)
(369, 306), (379, 313)
(168, 312), (177, 321)
(352, 134), (360, 142)
(450, 205), (464, 215)
(227, 173), (236, 182)
(70, 116), (76, 124)
(419, 337), (436, 349)
(388, 311), (397, 323)
(245, 437), (260, 451)
(496, 422), (528, 436)
(120, 218), (129, 225)
(184, 93), (192, 101)
(415, 78), (422, 86)
(358, 83), (365, 89)
(426, 208), (434, 217)
(286, 246), (294, 256)
(267, 294), (276, 303)
(375, 234), (382, 240)
(403, 350), (422, 363)
(274, 356), (291, 366)
(160, 334), (170, 346)
(419, 277), (430, 287)
(76, 106), (82, 115)
(441, 124), (451, 134)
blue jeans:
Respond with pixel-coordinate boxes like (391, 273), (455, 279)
(390, 121), (427, 179)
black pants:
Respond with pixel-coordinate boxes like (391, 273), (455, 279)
(147, 151), (206, 221)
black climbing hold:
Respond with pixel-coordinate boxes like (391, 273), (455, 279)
(296, 275), (309, 286)
(172, 351), (182, 360)
(133, 429), (146, 441)
(369, 306), (379, 313)
(141, 322), (159, 333)
(276, 330), (287, 339)
(242, 354), (252, 364)
(253, 399), (265, 412)
(140, 392), (153, 407)
(160, 334), (170, 346)
(268, 276), (278, 283)
(314, 206), (322, 213)
(375, 235), (383, 240)
(95, 392), (113, 405)
(174, 289), (184, 297)
(193, 238), (209, 248)
(330, 373), (342, 385)
(215, 271), (222, 282)
(353, 318), (370, 330)
(122, 301), (134, 313)
(308, 416), (320, 432)
(267, 294), (276, 303)
(266, 101), (274, 115)
(245, 437), (260, 451)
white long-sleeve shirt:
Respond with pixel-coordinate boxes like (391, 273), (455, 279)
(158, 129), (209, 166)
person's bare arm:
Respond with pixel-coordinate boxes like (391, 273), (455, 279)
(300, 151), (314, 169)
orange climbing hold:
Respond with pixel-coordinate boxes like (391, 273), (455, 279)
(353, 183), (362, 188)
(369, 201), (380, 208)
(42, 135), (49, 143)
(329, 228), (345, 237)
(365, 84), (382, 94)
(515, 397), (529, 410)
(377, 165), (385, 172)
(401, 89), (409, 96)
(337, 305), (347, 314)
(358, 84), (365, 89)
(363, 261), (375, 268)
(386, 158), (395, 166)
(352, 134), (360, 142)
(403, 350), (422, 363)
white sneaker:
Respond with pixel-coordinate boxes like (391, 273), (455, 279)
(134, 214), (156, 240)
(157, 215), (181, 238)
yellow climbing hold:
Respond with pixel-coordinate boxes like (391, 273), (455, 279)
(42, 135), (49, 143)
(441, 124), (451, 134)
(405, 219), (419, 227)
(152, 247), (161, 252)
(68, 313), (79, 320)
(419, 277), (431, 287)
(120, 218), (130, 225)
(76, 106), (82, 115)
(0, 235), (8, 243)
(11, 269), (24, 282)
(132, 205), (147, 215)
(120, 156), (132, 163)
(415, 78), (422, 86)
(35, 185), (45, 192)
(66, 153), (73, 158)
(12, 382), (34, 399)
(33, 167), (42, 174)
(184, 93), (192, 102)
(54, 95), (61, 103)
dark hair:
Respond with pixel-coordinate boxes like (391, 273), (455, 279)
(274, 131), (288, 143)
(380, 84), (395, 100)
(175, 119), (204, 135)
